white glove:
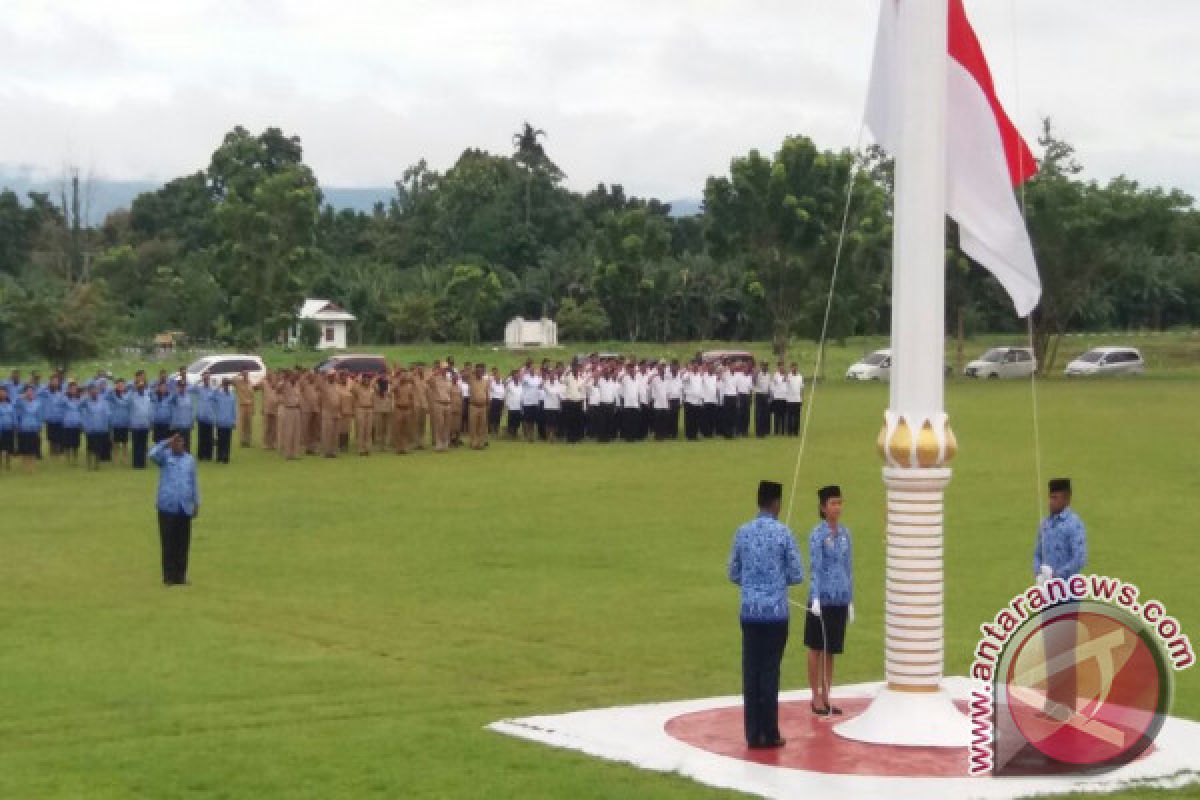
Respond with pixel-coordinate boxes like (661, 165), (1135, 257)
(1038, 564), (1053, 585)
(848, 603), (856, 624)
(809, 598), (821, 616)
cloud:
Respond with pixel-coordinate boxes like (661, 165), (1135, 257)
(1, 0), (1198, 200)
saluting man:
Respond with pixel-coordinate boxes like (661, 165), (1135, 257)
(727, 480), (805, 749)
(1034, 478), (1087, 721)
(149, 433), (199, 586)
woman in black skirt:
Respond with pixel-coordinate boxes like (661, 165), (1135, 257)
(0, 386), (15, 471)
(59, 383), (84, 466)
(804, 485), (855, 716)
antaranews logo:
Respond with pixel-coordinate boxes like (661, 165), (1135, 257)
(968, 574), (1194, 776)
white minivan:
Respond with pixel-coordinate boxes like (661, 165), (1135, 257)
(846, 349), (892, 381)
(1063, 346), (1145, 377)
(185, 354), (267, 387)
(964, 347), (1036, 379)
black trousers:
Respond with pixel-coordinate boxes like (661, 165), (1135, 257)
(488, 399), (503, 434)
(654, 408), (672, 440)
(721, 397), (738, 438)
(738, 394), (751, 436)
(158, 511), (193, 585)
(786, 402), (802, 436)
(771, 399), (787, 435)
(754, 393), (771, 437)
(562, 400), (583, 442)
(196, 420), (214, 461)
(131, 428), (149, 468)
(215, 426), (232, 463)
(742, 620), (789, 746)
(683, 403), (701, 440)
(153, 422), (171, 443)
(620, 407), (640, 441)
(506, 407), (522, 438)
(702, 403), (718, 437)
(597, 404), (615, 442)
(669, 398), (681, 439)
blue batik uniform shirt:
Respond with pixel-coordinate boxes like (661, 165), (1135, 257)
(107, 390), (132, 428)
(808, 521), (853, 605)
(0, 400), (14, 432)
(149, 440), (200, 516)
(15, 397), (43, 432)
(728, 512), (805, 622)
(212, 389), (237, 429)
(81, 396), (111, 434)
(168, 391), (195, 430)
(129, 389), (153, 430)
(1034, 507), (1086, 580)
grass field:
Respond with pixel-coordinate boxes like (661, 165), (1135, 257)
(2, 346), (1198, 798)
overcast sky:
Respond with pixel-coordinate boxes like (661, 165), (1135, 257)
(3, 1), (1198, 201)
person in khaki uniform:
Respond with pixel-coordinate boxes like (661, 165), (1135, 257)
(372, 375), (393, 450)
(352, 374), (375, 455)
(411, 364), (428, 450)
(319, 372), (340, 458)
(336, 374), (354, 453)
(233, 371), (258, 447)
(261, 374), (278, 450)
(391, 368), (415, 454)
(278, 374), (302, 460)
(467, 364), (489, 450)
(426, 363), (451, 452)
(297, 372), (317, 456)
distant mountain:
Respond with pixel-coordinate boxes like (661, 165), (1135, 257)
(667, 197), (703, 217)
(0, 170), (703, 224)
(0, 172), (397, 225)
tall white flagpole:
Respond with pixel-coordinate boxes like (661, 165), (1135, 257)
(835, 0), (969, 747)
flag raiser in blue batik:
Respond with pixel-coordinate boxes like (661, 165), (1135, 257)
(149, 439), (200, 517)
(1034, 507), (1087, 580)
(808, 520), (853, 605)
(728, 512), (805, 622)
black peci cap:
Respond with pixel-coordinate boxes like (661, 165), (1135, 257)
(1048, 478), (1072, 493)
(758, 480), (783, 507)
(817, 485), (842, 504)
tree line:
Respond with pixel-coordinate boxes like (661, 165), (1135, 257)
(1, 120), (1197, 372)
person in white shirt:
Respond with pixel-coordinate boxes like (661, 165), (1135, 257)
(681, 362), (705, 440)
(720, 365), (739, 439)
(542, 372), (564, 443)
(562, 365), (585, 443)
(488, 367), (505, 435)
(754, 361), (772, 438)
(520, 365), (543, 443)
(597, 367), (619, 443)
(785, 363), (805, 436)
(585, 369), (603, 440)
(701, 365), (719, 438)
(620, 365), (641, 442)
(735, 363), (753, 436)
(666, 359), (683, 439)
(769, 361), (788, 436)
(649, 365), (671, 440)
(504, 371), (524, 439)
(636, 364), (652, 441)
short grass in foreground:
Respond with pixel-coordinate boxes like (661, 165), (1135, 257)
(1, 377), (1197, 798)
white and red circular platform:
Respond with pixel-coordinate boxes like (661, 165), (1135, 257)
(489, 678), (1200, 799)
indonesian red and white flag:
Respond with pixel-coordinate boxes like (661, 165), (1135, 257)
(866, 0), (1041, 317)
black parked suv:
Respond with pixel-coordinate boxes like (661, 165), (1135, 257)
(314, 354), (388, 375)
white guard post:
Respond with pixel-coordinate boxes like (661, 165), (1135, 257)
(835, 0), (970, 747)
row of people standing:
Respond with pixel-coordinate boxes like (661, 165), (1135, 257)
(496, 358), (806, 443)
(0, 367), (244, 473)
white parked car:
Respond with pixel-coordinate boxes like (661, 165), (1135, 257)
(1063, 346), (1145, 377)
(185, 354), (267, 387)
(846, 349), (892, 381)
(964, 347), (1036, 379)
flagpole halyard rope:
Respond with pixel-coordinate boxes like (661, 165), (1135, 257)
(784, 123), (867, 528)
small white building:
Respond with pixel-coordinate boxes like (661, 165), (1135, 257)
(504, 316), (558, 349)
(292, 298), (356, 350)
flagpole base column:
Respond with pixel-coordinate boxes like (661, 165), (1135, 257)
(835, 417), (968, 747)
